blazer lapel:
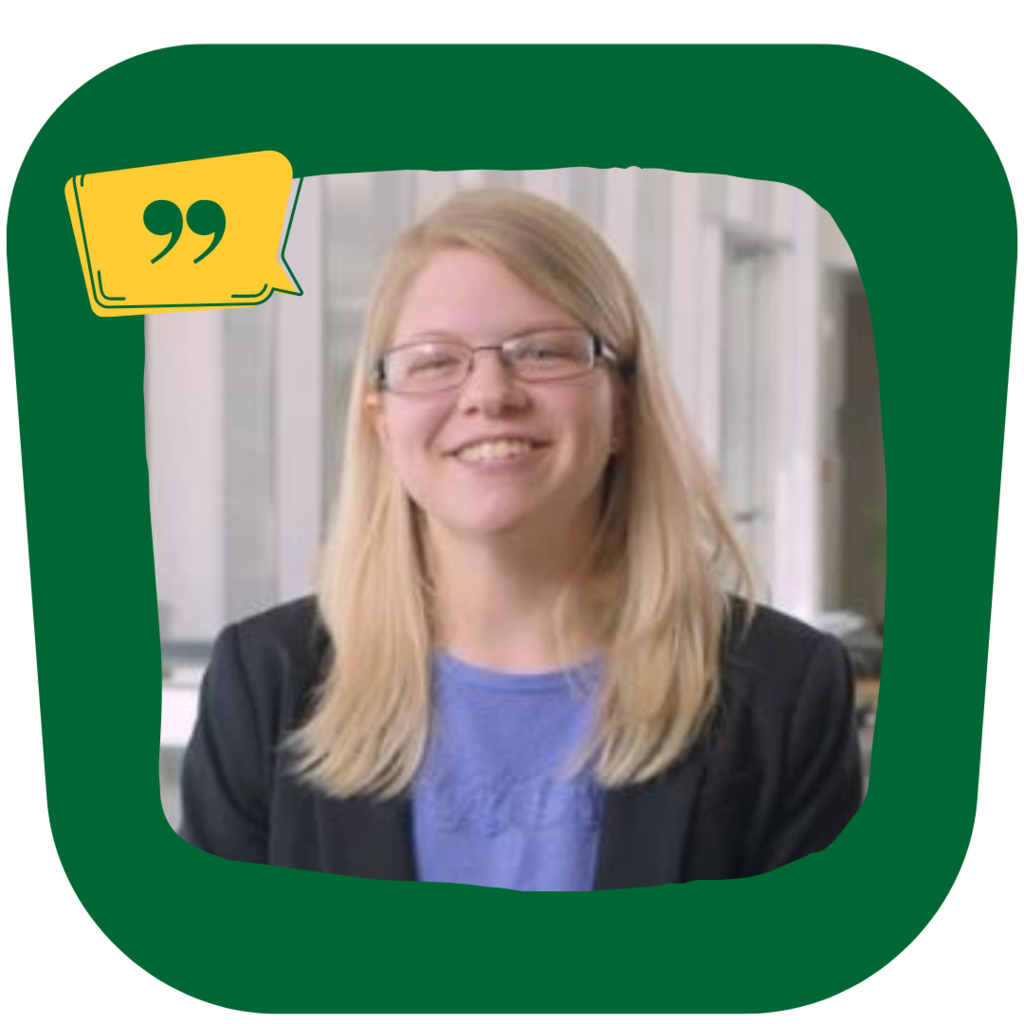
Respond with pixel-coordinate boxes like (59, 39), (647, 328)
(301, 623), (418, 883)
(592, 745), (710, 890)
(315, 794), (418, 883)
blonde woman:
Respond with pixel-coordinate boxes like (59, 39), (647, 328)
(180, 189), (862, 890)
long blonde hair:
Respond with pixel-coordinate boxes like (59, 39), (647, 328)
(287, 188), (753, 797)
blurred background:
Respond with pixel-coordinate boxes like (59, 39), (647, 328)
(147, 168), (884, 828)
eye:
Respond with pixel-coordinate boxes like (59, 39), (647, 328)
(521, 345), (564, 361)
(403, 344), (465, 377)
(511, 332), (587, 367)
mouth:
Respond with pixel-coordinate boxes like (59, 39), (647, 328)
(450, 437), (547, 464)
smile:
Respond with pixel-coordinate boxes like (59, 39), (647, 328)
(452, 438), (543, 463)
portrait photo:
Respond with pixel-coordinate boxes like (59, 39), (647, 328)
(149, 168), (883, 889)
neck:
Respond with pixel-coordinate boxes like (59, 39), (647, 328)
(425, 519), (605, 672)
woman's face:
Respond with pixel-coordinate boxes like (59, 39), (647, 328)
(368, 247), (623, 552)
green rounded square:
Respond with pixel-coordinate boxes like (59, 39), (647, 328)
(9, 44), (1015, 1012)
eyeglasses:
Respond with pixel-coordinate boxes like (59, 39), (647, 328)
(373, 328), (625, 395)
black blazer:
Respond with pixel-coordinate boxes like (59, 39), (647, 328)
(179, 597), (863, 889)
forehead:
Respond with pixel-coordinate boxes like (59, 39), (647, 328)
(392, 247), (575, 341)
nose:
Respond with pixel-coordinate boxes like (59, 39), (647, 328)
(456, 348), (528, 414)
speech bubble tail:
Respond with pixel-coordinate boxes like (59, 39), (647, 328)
(270, 260), (302, 296)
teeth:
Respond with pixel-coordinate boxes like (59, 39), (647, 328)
(456, 439), (535, 463)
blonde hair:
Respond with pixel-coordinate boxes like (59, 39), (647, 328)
(288, 188), (754, 797)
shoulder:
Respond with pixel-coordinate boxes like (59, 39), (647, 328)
(206, 596), (330, 718)
(718, 598), (852, 716)
(229, 594), (326, 656)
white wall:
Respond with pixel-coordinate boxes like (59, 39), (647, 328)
(146, 310), (225, 638)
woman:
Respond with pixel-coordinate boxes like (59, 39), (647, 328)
(180, 188), (862, 890)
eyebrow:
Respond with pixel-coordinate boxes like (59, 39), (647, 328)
(393, 322), (584, 347)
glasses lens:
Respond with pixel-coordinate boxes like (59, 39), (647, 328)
(381, 331), (599, 392)
(506, 330), (594, 380)
(386, 342), (468, 393)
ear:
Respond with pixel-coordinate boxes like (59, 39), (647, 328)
(365, 390), (391, 451)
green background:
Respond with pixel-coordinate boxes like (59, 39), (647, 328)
(7, 45), (1016, 1012)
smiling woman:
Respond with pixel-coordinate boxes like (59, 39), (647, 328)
(179, 189), (863, 891)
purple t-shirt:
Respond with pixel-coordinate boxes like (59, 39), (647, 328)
(411, 650), (604, 891)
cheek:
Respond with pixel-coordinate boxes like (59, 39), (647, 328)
(570, 394), (617, 456)
(378, 407), (445, 479)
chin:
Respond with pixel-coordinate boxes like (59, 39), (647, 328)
(433, 506), (544, 544)
(458, 515), (537, 541)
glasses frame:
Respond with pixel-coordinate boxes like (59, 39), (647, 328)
(372, 330), (627, 395)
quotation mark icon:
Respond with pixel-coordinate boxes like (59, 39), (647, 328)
(144, 199), (226, 264)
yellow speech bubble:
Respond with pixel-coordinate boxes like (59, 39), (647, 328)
(65, 151), (302, 317)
